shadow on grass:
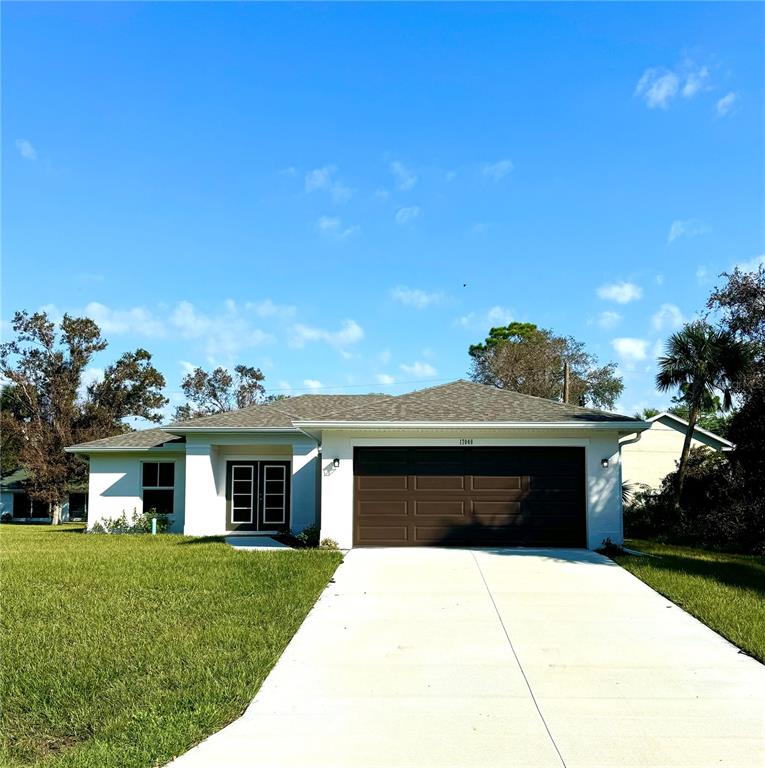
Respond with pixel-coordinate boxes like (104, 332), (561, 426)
(178, 536), (227, 546)
(624, 550), (765, 599)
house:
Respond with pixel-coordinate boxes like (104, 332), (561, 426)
(0, 468), (88, 522)
(66, 380), (649, 549)
(620, 411), (733, 491)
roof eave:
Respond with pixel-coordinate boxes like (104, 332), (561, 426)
(292, 420), (650, 431)
(648, 412), (734, 448)
(162, 426), (300, 435)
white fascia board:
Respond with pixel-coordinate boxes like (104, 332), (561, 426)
(292, 420), (651, 431)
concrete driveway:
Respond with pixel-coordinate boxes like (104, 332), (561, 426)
(169, 548), (765, 768)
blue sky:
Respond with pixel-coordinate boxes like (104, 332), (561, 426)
(3, 2), (763, 420)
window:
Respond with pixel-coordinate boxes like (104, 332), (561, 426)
(142, 462), (174, 516)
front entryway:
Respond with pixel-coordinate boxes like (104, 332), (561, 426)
(225, 460), (290, 533)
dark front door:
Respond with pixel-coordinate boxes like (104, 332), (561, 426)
(353, 446), (586, 547)
(225, 461), (290, 533)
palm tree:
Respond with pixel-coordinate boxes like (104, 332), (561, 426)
(656, 320), (751, 506)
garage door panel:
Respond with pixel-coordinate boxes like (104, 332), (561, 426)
(356, 500), (408, 517)
(413, 500), (466, 516)
(356, 475), (409, 491)
(357, 525), (409, 544)
(354, 447), (585, 547)
(472, 500), (523, 518)
(470, 475), (523, 491)
(414, 475), (465, 490)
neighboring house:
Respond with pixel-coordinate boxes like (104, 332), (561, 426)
(0, 469), (88, 522)
(620, 411), (733, 491)
(66, 380), (649, 550)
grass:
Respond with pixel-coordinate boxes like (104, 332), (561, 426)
(0, 524), (342, 768)
(614, 538), (765, 664)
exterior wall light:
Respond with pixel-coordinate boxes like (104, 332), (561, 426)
(601, 458), (609, 469)
(333, 458), (340, 468)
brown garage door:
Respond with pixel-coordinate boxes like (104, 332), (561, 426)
(354, 446), (586, 547)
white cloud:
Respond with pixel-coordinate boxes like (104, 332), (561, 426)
(15, 139), (37, 160)
(735, 254), (765, 272)
(303, 379), (322, 390)
(374, 188), (390, 201)
(171, 300), (274, 364)
(317, 215), (359, 239)
(652, 303), (685, 331)
(481, 159), (514, 181)
(304, 165), (352, 202)
(667, 218), (708, 244)
(83, 302), (166, 337)
(390, 286), (442, 309)
(78, 366), (104, 400)
(696, 265), (709, 283)
(389, 160), (418, 191)
(378, 349), (392, 365)
(244, 299), (296, 319)
(596, 310), (621, 329)
(716, 91), (737, 117)
(682, 65), (709, 98)
(635, 68), (679, 109)
(376, 373), (395, 386)
(635, 60), (709, 109)
(457, 305), (513, 330)
(597, 281), (642, 304)
(400, 361), (437, 378)
(655, 274), (664, 285)
(290, 319), (364, 350)
(395, 206), (421, 225)
(612, 337), (649, 363)
(180, 361), (197, 375)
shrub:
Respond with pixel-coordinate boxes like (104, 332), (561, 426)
(1, 511), (12, 524)
(88, 508), (170, 534)
(319, 538), (339, 550)
(295, 524), (320, 547)
(624, 446), (764, 554)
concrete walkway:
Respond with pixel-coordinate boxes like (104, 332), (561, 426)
(168, 548), (765, 768)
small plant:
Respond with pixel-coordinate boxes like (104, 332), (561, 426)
(597, 537), (626, 557)
(88, 508), (170, 534)
(319, 538), (339, 550)
(0, 511), (12, 524)
(295, 524), (320, 547)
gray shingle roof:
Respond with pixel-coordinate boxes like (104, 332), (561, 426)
(166, 394), (389, 430)
(298, 380), (637, 424)
(68, 382), (639, 451)
(67, 428), (185, 451)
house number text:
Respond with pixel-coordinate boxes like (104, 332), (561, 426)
(459, 438), (474, 445)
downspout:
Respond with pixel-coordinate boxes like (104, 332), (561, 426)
(617, 431), (643, 545)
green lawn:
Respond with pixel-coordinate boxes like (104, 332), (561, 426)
(0, 524), (342, 768)
(614, 538), (765, 664)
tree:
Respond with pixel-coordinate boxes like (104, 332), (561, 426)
(173, 365), (265, 421)
(655, 320), (751, 507)
(708, 265), (765, 506)
(469, 322), (624, 409)
(634, 407), (660, 420)
(0, 311), (168, 523)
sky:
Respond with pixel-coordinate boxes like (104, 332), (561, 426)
(3, 2), (764, 422)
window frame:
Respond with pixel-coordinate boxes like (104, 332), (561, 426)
(140, 460), (175, 517)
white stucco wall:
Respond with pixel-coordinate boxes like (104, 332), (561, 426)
(87, 449), (187, 532)
(621, 420), (713, 490)
(319, 428), (624, 550)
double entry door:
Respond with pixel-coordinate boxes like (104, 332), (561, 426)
(225, 460), (290, 532)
